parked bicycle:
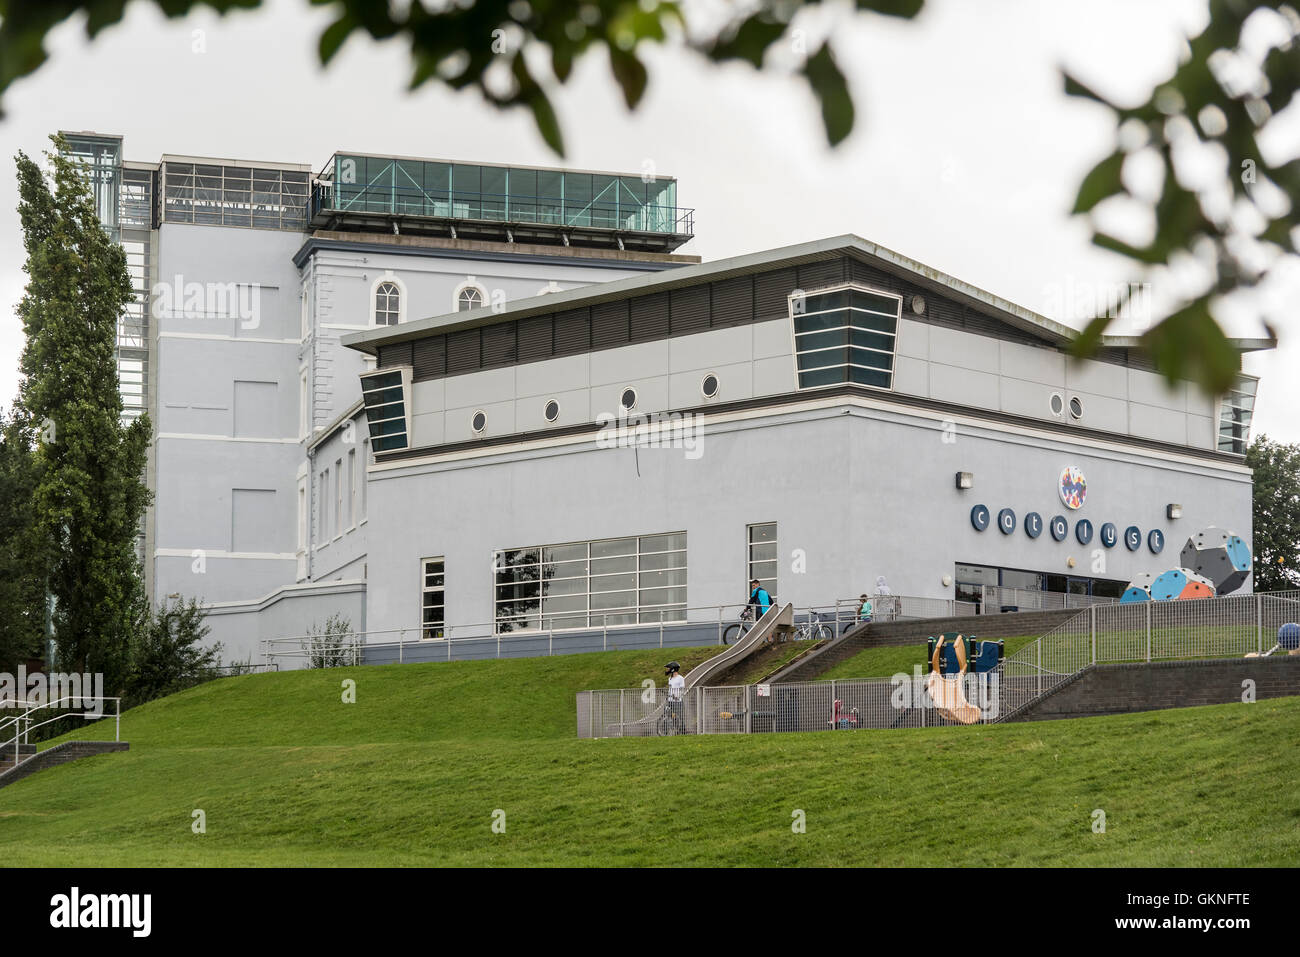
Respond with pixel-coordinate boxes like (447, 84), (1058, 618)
(792, 610), (834, 642)
(656, 696), (687, 735)
(722, 605), (756, 645)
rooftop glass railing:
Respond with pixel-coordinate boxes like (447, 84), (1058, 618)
(312, 153), (693, 236)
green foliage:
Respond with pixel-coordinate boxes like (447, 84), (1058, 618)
(1064, 2), (1299, 394)
(0, 408), (46, 671)
(0, 0), (925, 155)
(14, 136), (153, 690)
(302, 613), (357, 668)
(1245, 434), (1300, 592)
(126, 597), (222, 706)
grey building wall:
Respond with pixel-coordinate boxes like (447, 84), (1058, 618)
(152, 223), (305, 606)
(361, 397), (1252, 640)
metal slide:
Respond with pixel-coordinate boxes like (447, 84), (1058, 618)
(601, 603), (794, 737)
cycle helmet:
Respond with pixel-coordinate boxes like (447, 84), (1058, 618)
(664, 660), (681, 675)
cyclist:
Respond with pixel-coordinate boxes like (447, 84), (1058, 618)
(664, 661), (686, 733)
(748, 578), (773, 618)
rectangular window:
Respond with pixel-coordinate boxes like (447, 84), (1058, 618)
(493, 533), (687, 633)
(361, 438), (369, 520)
(747, 523), (778, 598)
(1218, 375), (1257, 454)
(422, 558), (446, 639)
(789, 284), (900, 390)
(299, 368), (309, 439)
(334, 457), (343, 536)
(319, 469), (330, 540)
(360, 367), (411, 452)
(348, 448), (357, 529)
(297, 477), (307, 551)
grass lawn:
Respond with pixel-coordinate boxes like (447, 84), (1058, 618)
(1, 644), (1296, 866)
(818, 635), (1040, 680)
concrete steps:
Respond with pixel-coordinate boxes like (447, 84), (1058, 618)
(0, 741), (129, 790)
(768, 608), (1083, 683)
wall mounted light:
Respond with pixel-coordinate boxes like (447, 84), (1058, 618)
(1167, 503), (1183, 519)
(955, 471), (974, 490)
(1067, 557), (1077, 569)
(942, 574), (953, 587)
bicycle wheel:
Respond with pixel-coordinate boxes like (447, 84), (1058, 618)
(815, 624), (834, 641)
(656, 713), (670, 736)
(723, 623), (742, 645)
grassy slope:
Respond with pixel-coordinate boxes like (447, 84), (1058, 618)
(818, 635), (1040, 680)
(1, 643), (1297, 867)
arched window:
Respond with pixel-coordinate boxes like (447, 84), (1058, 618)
(457, 286), (485, 311)
(374, 280), (401, 326)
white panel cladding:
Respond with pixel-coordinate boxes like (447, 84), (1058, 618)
(999, 376), (1059, 420)
(591, 377), (669, 419)
(1188, 414), (1215, 449)
(444, 398), (516, 443)
(892, 355), (928, 396)
(1128, 368), (1187, 411)
(516, 352), (588, 398)
(412, 378), (447, 414)
(668, 361), (753, 408)
(444, 365), (516, 410)
(668, 324), (752, 372)
(1130, 401), (1188, 444)
(895, 317), (929, 359)
(999, 340), (1064, 387)
(1065, 355), (1128, 396)
(1066, 390), (1128, 434)
(590, 339), (670, 386)
(751, 317), (794, 360)
(752, 355), (798, 397)
(929, 325), (1000, 373)
(411, 410), (445, 448)
(1185, 389), (1217, 419)
(516, 387), (591, 432)
(930, 364), (999, 409)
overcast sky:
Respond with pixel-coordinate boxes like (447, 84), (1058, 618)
(0, 0), (1293, 442)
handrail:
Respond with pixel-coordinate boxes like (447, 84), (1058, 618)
(0, 696), (122, 765)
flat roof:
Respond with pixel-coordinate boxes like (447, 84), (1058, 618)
(342, 233), (1277, 357)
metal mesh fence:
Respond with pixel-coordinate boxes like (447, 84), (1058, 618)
(578, 590), (1300, 737)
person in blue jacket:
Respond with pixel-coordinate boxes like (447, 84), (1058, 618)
(748, 579), (773, 618)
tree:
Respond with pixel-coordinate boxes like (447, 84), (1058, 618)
(15, 135), (153, 690)
(1066, 2), (1300, 394)
(126, 597), (222, 705)
(0, 407), (45, 671)
(1245, 434), (1300, 592)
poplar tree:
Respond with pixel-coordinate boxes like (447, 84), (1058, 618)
(14, 136), (152, 688)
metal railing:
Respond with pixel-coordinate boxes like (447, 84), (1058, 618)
(977, 585), (1117, 614)
(832, 594), (976, 623)
(261, 601), (849, 669)
(0, 697), (122, 763)
(578, 590), (1300, 737)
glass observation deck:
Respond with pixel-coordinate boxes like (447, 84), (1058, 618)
(310, 152), (693, 252)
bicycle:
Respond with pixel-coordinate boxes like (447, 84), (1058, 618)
(722, 605), (756, 645)
(792, 610), (834, 642)
(656, 695), (687, 736)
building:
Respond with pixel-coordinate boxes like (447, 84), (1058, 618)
(58, 133), (697, 662)
(339, 234), (1268, 662)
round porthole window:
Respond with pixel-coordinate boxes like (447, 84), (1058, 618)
(1069, 396), (1083, 420)
(1049, 393), (1064, 416)
(620, 387), (637, 411)
(911, 295), (927, 315)
(701, 374), (719, 399)
(471, 410), (487, 434)
(544, 399), (560, 423)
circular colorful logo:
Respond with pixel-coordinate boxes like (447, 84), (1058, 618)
(1058, 466), (1087, 510)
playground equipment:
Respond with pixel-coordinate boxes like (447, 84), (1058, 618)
(1122, 527), (1252, 604)
(923, 632), (1003, 725)
(1245, 622), (1300, 658)
(1181, 527), (1252, 594)
(829, 698), (859, 729)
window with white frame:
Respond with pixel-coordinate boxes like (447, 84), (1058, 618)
(493, 533), (687, 633)
(334, 457), (343, 536)
(299, 368), (309, 439)
(374, 280), (401, 326)
(361, 438), (369, 519)
(360, 367), (411, 452)
(422, 558), (446, 639)
(297, 476), (307, 551)
(789, 284), (900, 390)
(748, 523), (778, 598)
(348, 448), (357, 528)
(319, 468), (331, 540)
(457, 286), (485, 311)
(1218, 375), (1257, 454)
